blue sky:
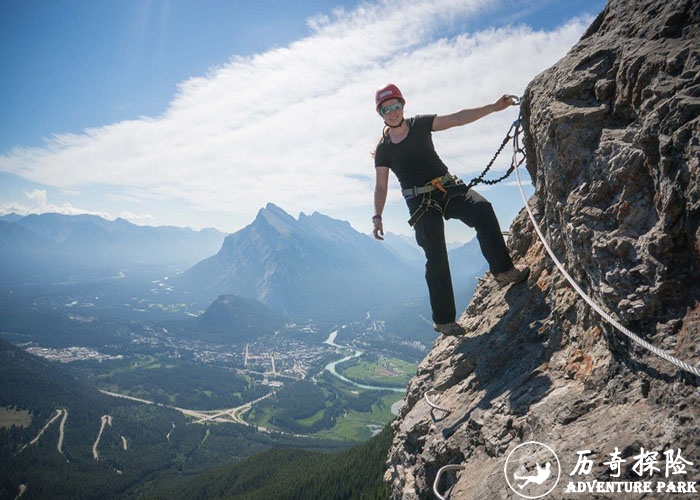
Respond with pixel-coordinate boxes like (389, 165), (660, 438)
(1, 0), (607, 242)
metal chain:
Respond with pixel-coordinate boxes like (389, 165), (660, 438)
(464, 95), (522, 191)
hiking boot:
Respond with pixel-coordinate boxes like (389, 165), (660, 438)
(494, 266), (530, 289)
(433, 321), (467, 336)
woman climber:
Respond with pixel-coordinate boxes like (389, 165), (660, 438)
(371, 83), (529, 336)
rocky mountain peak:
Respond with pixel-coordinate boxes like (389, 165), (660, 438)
(386, 0), (699, 498)
(255, 202), (298, 236)
(182, 203), (425, 319)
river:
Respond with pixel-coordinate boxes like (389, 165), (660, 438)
(323, 330), (406, 394)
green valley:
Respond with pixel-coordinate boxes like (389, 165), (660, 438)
(0, 280), (425, 499)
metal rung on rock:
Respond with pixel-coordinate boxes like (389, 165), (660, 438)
(424, 389), (452, 414)
(433, 464), (466, 500)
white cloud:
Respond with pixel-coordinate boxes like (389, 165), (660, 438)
(0, 189), (154, 225)
(1, 189), (107, 219)
(0, 0), (593, 235)
(116, 210), (155, 224)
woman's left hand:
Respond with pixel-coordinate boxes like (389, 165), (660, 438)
(494, 94), (517, 111)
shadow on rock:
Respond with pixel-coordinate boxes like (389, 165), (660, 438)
(441, 282), (556, 439)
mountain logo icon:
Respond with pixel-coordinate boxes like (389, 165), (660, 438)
(504, 441), (561, 499)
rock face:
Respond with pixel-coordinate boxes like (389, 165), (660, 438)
(386, 0), (700, 498)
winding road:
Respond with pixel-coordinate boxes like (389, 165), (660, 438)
(92, 415), (112, 460)
(27, 409), (62, 447)
(99, 390), (276, 428)
(57, 408), (68, 454)
(21, 408), (70, 456)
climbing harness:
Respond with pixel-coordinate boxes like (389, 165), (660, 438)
(433, 464), (466, 500)
(404, 174), (470, 226)
(401, 173), (465, 199)
(404, 96), (523, 228)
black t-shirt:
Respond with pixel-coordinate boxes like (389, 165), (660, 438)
(374, 114), (449, 190)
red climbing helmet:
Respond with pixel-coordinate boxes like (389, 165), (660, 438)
(375, 83), (405, 111)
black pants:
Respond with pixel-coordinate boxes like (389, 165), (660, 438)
(409, 189), (513, 324)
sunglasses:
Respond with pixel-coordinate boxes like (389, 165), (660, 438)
(380, 102), (403, 116)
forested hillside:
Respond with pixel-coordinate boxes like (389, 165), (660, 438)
(0, 340), (354, 500)
(144, 425), (393, 500)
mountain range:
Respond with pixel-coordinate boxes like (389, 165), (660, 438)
(0, 205), (488, 321)
(176, 203), (422, 319)
(177, 203), (488, 320)
(0, 213), (225, 285)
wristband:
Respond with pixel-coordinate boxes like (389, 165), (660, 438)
(372, 214), (382, 220)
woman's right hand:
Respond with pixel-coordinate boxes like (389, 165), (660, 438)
(373, 216), (384, 240)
